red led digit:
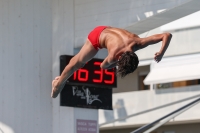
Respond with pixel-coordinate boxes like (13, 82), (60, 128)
(104, 69), (114, 84)
(78, 69), (88, 81)
(93, 62), (103, 83)
(73, 71), (77, 80)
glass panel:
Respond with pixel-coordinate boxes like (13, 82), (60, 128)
(156, 79), (200, 89)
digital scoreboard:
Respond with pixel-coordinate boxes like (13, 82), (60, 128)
(60, 55), (117, 88)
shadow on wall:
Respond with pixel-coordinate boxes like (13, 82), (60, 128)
(104, 110), (115, 123)
(0, 128), (4, 133)
(116, 99), (128, 122)
(112, 1), (172, 28)
(0, 122), (14, 133)
(103, 99), (128, 123)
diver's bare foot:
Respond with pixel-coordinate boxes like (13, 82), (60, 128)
(51, 87), (60, 98)
(51, 78), (61, 98)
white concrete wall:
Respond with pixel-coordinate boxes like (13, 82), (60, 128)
(52, 0), (75, 132)
(0, 0), (52, 133)
(99, 85), (200, 129)
(52, 1), (99, 133)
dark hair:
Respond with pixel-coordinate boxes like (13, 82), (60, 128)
(117, 51), (139, 78)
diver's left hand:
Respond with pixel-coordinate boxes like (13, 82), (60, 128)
(154, 52), (163, 63)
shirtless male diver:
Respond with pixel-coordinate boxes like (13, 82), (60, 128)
(51, 26), (172, 98)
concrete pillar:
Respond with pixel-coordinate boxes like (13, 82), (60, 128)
(52, 0), (100, 132)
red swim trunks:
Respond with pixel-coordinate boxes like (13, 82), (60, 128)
(88, 26), (108, 50)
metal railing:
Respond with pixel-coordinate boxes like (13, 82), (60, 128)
(99, 94), (200, 127)
(131, 97), (200, 133)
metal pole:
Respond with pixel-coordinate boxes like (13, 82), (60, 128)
(131, 97), (200, 133)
